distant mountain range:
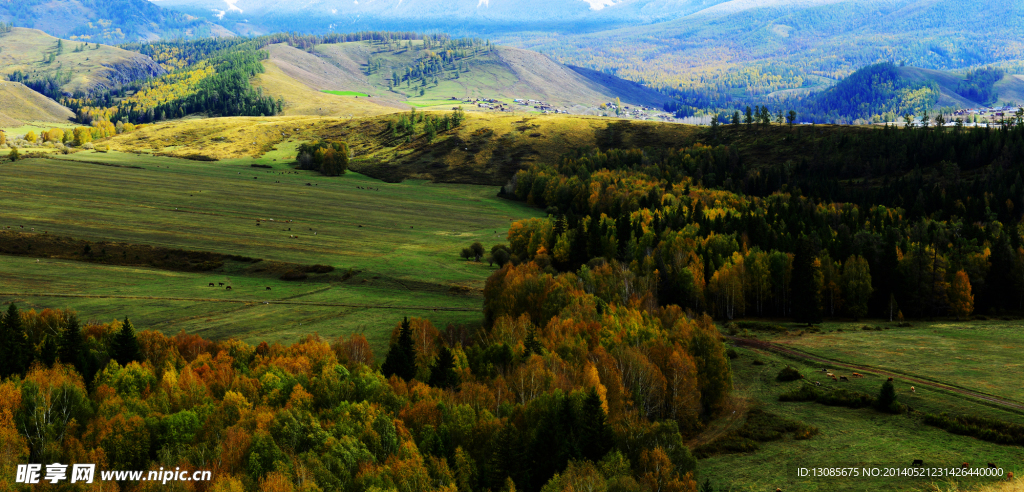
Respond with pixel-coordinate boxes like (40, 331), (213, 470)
(0, 0), (231, 42)
(148, 0), (737, 35)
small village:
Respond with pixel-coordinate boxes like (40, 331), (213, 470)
(451, 96), (678, 120)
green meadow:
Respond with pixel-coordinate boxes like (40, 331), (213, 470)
(0, 150), (540, 349)
(699, 342), (1024, 492)
(322, 90), (371, 97)
(757, 320), (1024, 405)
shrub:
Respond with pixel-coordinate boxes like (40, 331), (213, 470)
(303, 264), (334, 274)
(726, 348), (739, 359)
(779, 384), (876, 409)
(280, 270), (308, 281)
(922, 413), (1024, 446)
(776, 366), (803, 382)
(694, 408), (816, 458)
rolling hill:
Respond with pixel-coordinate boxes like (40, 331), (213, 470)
(508, 0), (1024, 105)
(103, 111), (697, 184)
(791, 63), (1024, 123)
(0, 0), (231, 43)
(0, 81), (74, 126)
(0, 28), (165, 95)
(257, 40), (670, 112)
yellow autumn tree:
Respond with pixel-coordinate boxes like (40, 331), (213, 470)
(949, 270), (974, 320)
(25, 131), (37, 143)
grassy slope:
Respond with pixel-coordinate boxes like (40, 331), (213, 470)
(251, 61), (400, 118)
(699, 340), (1024, 491)
(0, 28), (160, 94)
(0, 151), (539, 349)
(104, 113), (700, 185)
(0, 80), (75, 127)
(993, 75), (1024, 106)
(265, 40), (669, 109)
(898, 66), (977, 109)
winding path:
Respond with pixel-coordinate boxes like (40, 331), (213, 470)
(727, 336), (1024, 413)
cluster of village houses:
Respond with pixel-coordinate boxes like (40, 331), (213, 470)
(950, 104), (1024, 122)
(449, 96), (675, 119)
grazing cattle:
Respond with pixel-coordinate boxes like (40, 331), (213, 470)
(912, 459), (924, 467)
(962, 463), (969, 469)
(911, 386), (916, 393)
(830, 375), (838, 381)
(814, 381), (821, 386)
(852, 372), (863, 378)
(266, 287), (271, 290)
(840, 376), (849, 382)
(209, 283), (215, 287)
(218, 282), (224, 286)
(887, 377), (894, 381)
(988, 462), (997, 469)
(826, 372), (835, 378)
(1007, 472), (1013, 479)
(358, 225), (363, 227)
(226, 286), (232, 290)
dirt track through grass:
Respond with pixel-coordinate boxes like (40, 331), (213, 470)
(729, 336), (1024, 413)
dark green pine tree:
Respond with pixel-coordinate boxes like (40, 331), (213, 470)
(0, 303), (30, 378)
(382, 317), (417, 381)
(876, 379), (898, 413)
(579, 387), (612, 462)
(110, 317), (142, 366)
(569, 221), (589, 269)
(701, 478), (716, 492)
(428, 345), (461, 389)
(587, 214), (603, 260)
(490, 422), (528, 491)
(58, 313), (84, 372)
(39, 335), (58, 367)
(522, 326), (543, 359)
(615, 215), (632, 260)
(792, 237), (822, 323)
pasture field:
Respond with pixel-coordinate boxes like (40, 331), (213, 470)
(698, 344), (1024, 492)
(751, 320), (1024, 405)
(0, 150), (540, 349)
(323, 90), (371, 97)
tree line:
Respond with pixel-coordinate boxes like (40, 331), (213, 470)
(496, 122), (1024, 320)
(0, 296), (732, 491)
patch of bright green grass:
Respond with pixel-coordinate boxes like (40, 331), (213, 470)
(322, 90), (370, 97)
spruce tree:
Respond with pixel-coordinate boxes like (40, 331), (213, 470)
(58, 313), (84, 373)
(579, 387), (612, 462)
(39, 335), (58, 367)
(523, 326), (543, 358)
(428, 345), (460, 389)
(110, 317), (141, 366)
(382, 317), (417, 380)
(876, 379), (898, 413)
(0, 304), (30, 378)
(792, 237), (822, 323)
(587, 214), (603, 259)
